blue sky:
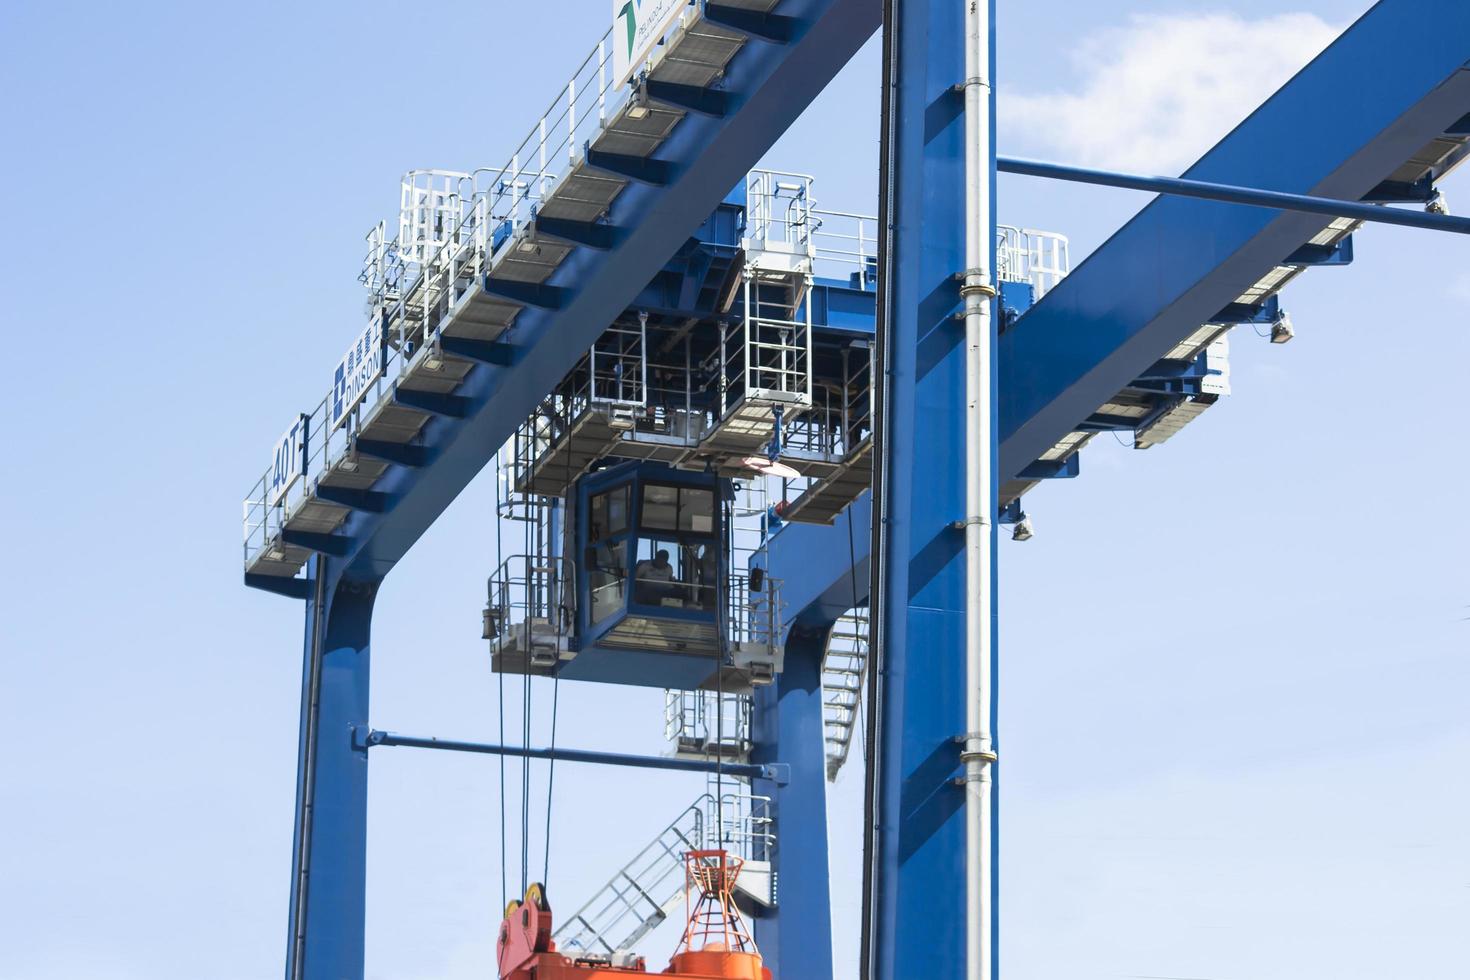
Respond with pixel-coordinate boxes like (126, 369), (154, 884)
(2, 2), (1466, 978)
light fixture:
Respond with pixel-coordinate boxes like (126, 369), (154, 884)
(627, 79), (651, 119)
(1011, 514), (1034, 542)
(739, 455), (800, 479)
(1270, 309), (1294, 345)
(482, 606), (503, 640)
(1426, 188), (1449, 216)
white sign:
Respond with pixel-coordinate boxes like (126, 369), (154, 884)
(269, 414), (309, 507)
(330, 317), (385, 430)
(613, 0), (687, 87)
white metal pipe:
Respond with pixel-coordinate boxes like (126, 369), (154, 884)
(961, 3), (997, 980)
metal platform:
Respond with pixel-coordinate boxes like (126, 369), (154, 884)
(784, 437), (872, 525)
(243, 1), (856, 584)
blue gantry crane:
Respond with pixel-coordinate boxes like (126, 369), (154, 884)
(241, 1), (1470, 977)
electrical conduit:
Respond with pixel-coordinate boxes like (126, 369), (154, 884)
(961, 3), (997, 980)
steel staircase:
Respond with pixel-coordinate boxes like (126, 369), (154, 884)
(553, 785), (775, 959)
(820, 608), (868, 780)
(553, 799), (707, 959)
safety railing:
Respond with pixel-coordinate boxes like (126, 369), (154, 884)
(243, 4), (1073, 572)
(741, 317), (811, 406)
(997, 225), (1070, 298)
(778, 387), (843, 459)
(630, 572), (722, 612)
(244, 21), (646, 570)
(745, 169), (879, 286)
(508, 318), (650, 493)
(627, 567), (783, 652)
(744, 170), (817, 253)
(553, 797), (707, 957)
(779, 340), (872, 461)
(632, 357), (707, 446)
(710, 277), (814, 418)
(552, 784), (775, 959)
(811, 208), (876, 285)
(705, 784), (775, 863)
(664, 690), (753, 754)
(589, 318), (649, 411)
(496, 443), (556, 524)
(483, 554), (575, 647)
(242, 366), (397, 568)
(727, 571), (784, 652)
(807, 213), (1072, 298)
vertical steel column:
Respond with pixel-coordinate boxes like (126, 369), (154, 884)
(866, 0), (998, 976)
(751, 627), (835, 979)
(284, 559), (377, 980)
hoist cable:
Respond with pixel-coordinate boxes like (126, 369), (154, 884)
(498, 668), (507, 908)
(862, 1), (899, 974)
(543, 429), (575, 888)
(494, 465), (508, 911)
(519, 500), (534, 896)
(543, 672), (560, 886)
(714, 492), (736, 848)
(521, 638), (532, 894)
(846, 498), (866, 758)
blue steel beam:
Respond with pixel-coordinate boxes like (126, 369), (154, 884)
(997, 156), (1470, 235)
(758, 493), (871, 630)
(361, 730), (772, 780)
(329, 0), (882, 582)
(751, 628), (835, 978)
(285, 562), (375, 980)
(864, 0), (997, 975)
(768, 0), (1470, 624)
(999, 0), (1470, 477)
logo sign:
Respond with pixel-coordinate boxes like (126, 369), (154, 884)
(613, 0), (686, 87)
(330, 317), (385, 430)
(269, 414), (310, 507)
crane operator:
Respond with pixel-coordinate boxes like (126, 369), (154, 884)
(633, 549), (676, 603)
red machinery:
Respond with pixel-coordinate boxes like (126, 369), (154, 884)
(498, 851), (771, 980)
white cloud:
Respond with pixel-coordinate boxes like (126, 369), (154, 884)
(1002, 12), (1341, 173)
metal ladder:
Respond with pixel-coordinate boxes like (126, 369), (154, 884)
(821, 609), (869, 781)
(552, 798), (708, 959)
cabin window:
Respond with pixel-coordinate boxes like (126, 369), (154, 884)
(588, 485), (630, 623)
(640, 484), (716, 536)
(633, 538), (719, 611)
(589, 485), (630, 541)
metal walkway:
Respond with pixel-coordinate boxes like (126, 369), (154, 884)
(242, 0), (882, 591)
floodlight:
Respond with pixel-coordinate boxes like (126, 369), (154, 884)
(627, 79), (652, 119)
(1426, 189), (1449, 216)
(1011, 515), (1034, 542)
(739, 455), (800, 479)
(1270, 309), (1294, 345)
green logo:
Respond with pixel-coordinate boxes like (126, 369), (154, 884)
(618, 1), (638, 59)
